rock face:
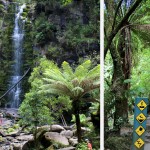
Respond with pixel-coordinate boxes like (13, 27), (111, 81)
(44, 132), (69, 146)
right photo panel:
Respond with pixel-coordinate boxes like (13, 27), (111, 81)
(104, 1), (150, 150)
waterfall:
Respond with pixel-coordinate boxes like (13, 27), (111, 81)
(7, 4), (26, 108)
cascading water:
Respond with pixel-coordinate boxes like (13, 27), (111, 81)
(7, 4), (26, 108)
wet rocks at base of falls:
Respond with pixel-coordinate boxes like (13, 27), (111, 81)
(0, 109), (91, 149)
(0, 123), (89, 150)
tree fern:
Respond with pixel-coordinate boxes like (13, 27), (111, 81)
(62, 61), (75, 80)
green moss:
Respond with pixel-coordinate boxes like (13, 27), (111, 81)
(0, 136), (4, 142)
(22, 12), (28, 17)
(7, 128), (15, 133)
(13, 124), (20, 129)
(23, 8), (29, 13)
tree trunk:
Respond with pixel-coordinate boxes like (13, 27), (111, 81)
(75, 113), (82, 142)
(112, 62), (128, 130)
(111, 25), (132, 131)
(72, 100), (82, 142)
(110, 44), (128, 131)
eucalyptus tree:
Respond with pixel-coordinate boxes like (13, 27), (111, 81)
(39, 59), (100, 142)
(104, 0), (150, 130)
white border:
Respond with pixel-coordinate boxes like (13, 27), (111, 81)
(100, 0), (104, 150)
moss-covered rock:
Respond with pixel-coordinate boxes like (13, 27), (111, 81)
(7, 127), (15, 133)
(0, 136), (4, 142)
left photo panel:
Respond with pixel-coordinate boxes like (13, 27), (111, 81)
(0, 0), (100, 149)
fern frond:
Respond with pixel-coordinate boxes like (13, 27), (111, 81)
(71, 78), (80, 87)
(71, 87), (84, 97)
(62, 61), (75, 80)
(86, 64), (100, 78)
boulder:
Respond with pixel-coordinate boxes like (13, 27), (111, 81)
(5, 109), (20, 120)
(50, 125), (65, 132)
(11, 143), (22, 150)
(16, 134), (34, 141)
(44, 132), (69, 146)
(6, 136), (14, 141)
(68, 137), (78, 146)
(63, 126), (73, 130)
(22, 140), (35, 150)
(60, 130), (73, 138)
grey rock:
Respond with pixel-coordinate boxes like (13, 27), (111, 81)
(44, 132), (69, 146)
(5, 109), (20, 119)
(60, 130), (73, 138)
(69, 137), (78, 146)
(11, 143), (22, 150)
(50, 125), (65, 132)
(15, 134), (34, 141)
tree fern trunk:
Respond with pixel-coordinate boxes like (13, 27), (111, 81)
(75, 113), (82, 142)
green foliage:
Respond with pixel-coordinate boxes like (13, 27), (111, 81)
(0, 4), (15, 105)
(71, 114), (87, 124)
(38, 59), (99, 142)
(89, 102), (99, 115)
(61, 0), (72, 6)
(13, 124), (20, 129)
(64, 23), (99, 48)
(76, 142), (87, 150)
(40, 59), (100, 100)
(33, 13), (56, 46)
(130, 49), (150, 100)
(19, 58), (71, 127)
